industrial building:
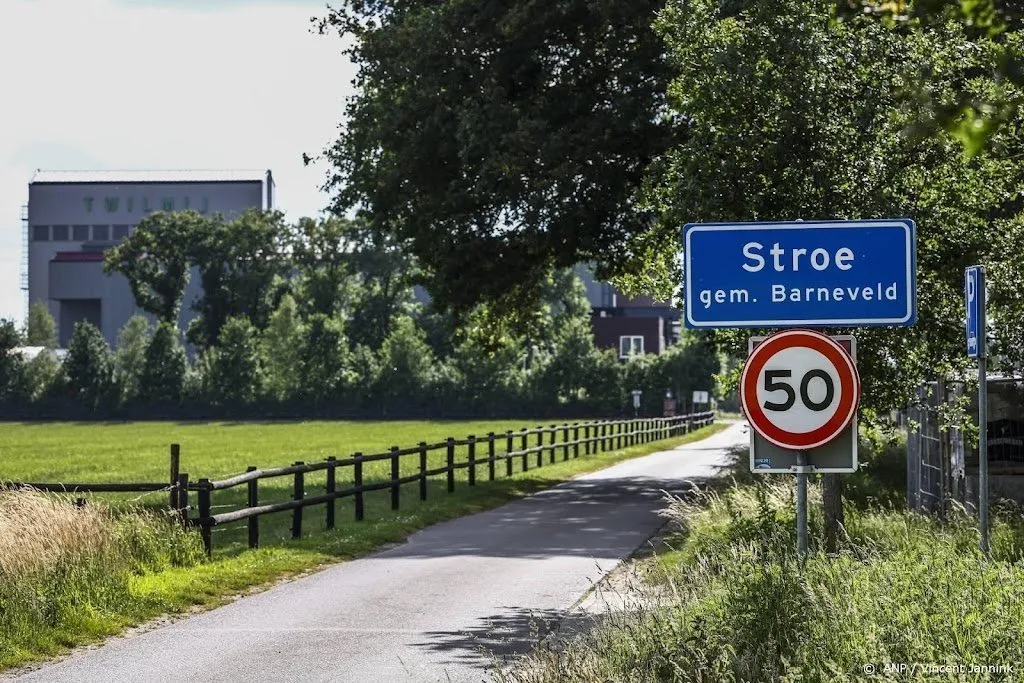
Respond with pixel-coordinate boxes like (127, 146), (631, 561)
(22, 170), (274, 347)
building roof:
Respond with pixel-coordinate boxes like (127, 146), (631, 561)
(30, 169), (271, 185)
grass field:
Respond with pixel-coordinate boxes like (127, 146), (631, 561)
(0, 419), (726, 670)
(0, 418), (705, 554)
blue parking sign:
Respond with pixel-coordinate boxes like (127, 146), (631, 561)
(966, 266), (984, 358)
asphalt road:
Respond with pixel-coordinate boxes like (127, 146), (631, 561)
(15, 422), (747, 683)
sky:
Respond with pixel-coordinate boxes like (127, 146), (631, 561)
(0, 0), (355, 325)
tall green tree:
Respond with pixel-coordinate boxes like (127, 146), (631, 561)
(25, 302), (57, 348)
(139, 322), (187, 403)
(288, 216), (361, 319)
(315, 0), (676, 315)
(0, 319), (27, 402)
(260, 294), (305, 402)
(113, 315), (151, 404)
(64, 321), (115, 409)
(104, 211), (210, 325)
(187, 209), (289, 350)
(199, 316), (262, 405)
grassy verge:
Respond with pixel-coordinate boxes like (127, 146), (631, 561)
(0, 422), (726, 671)
(504, 433), (1024, 683)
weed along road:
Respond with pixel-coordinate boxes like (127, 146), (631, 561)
(15, 424), (747, 683)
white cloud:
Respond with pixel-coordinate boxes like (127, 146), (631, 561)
(0, 0), (356, 323)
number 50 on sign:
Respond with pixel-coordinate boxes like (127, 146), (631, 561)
(741, 329), (860, 453)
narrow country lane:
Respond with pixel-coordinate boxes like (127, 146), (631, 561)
(13, 423), (748, 683)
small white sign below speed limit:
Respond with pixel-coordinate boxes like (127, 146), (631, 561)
(740, 329), (860, 451)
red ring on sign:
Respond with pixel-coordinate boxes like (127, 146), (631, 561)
(740, 329), (860, 450)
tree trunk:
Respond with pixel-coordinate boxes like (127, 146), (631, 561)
(823, 473), (844, 554)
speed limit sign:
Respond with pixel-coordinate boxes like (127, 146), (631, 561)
(740, 329), (860, 451)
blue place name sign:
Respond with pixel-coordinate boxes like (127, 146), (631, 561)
(684, 220), (917, 328)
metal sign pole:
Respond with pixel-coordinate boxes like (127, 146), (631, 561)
(795, 451), (809, 557)
(978, 267), (989, 556)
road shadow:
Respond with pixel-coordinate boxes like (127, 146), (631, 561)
(411, 605), (608, 675)
(373, 473), (730, 561)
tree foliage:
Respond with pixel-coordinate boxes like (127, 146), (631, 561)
(25, 302), (57, 348)
(646, 0), (1024, 415)
(64, 322), (115, 409)
(315, 0), (676, 314)
(113, 315), (151, 404)
(104, 211), (210, 325)
(139, 323), (187, 403)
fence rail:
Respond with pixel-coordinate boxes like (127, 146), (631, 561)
(5, 413), (714, 556)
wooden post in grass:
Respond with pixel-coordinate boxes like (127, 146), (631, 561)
(198, 478), (212, 557)
(419, 442), (428, 501)
(521, 429), (529, 472)
(292, 462), (304, 539)
(549, 424), (557, 464)
(562, 424), (569, 461)
(584, 424), (590, 455)
(390, 447), (401, 510)
(446, 438), (456, 493)
(467, 436), (477, 487)
(573, 424), (580, 459)
(354, 453), (365, 521)
(326, 457), (336, 530)
(506, 431), (514, 477)
(488, 432), (496, 481)
(169, 443), (180, 512)
(536, 427), (544, 468)
(246, 466), (259, 549)
(176, 473), (189, 527)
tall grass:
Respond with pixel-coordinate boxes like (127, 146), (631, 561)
(503, 438), (1024, 683)
(0, 489), (203, 666)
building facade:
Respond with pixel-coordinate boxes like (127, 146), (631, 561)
(25, 170), (274, 347)
(574, 265), (681, 359)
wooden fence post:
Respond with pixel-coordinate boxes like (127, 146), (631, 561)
(584, 424), (591, 455)
(169, 443), (180, 512)
(419, 442), (428, 501)
(506, 431), (514, 477)
(246, 466), (259, 549)
(536, 427), (544, 468)
(562, 424), (570, 461)
(549, 424), (557, 464)
(198, 478), (212, 557)
(326, 457), (336, 530)
(467, 436), (477, 487)
(292, 462), (304, 539)
(487, 433), (496, 481)
(446, 438), (456, 493)
(521, 429), (529, 471)
(176, 473), (189, 527)
(354, 453), (365, 521)
(390, 447), (401, 510)
(573, 424), (580, 459)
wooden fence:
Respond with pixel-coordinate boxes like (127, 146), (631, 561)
(6, 413), (714, 556)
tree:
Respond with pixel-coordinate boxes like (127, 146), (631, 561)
(836, 0), (1024, 154)
(650, 0), (1024, 551)
(25, 302), (57, 348)
(64, 321), (115, 409)
(260, 294), (305, 402)
(114, 315), (152, 404)
(315, 0), (676, 315)
(374, 315), (436, 409)
(139, 323), (187, 403)
(0, 319), (28, 402)
(187, 209), (290, 350)
(346, 223), (418, 350)
(288, 216), (361, 319)
(104, 211), (210, 325)
(297, 314), (353, 405)
(199, 316), (262, 405)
